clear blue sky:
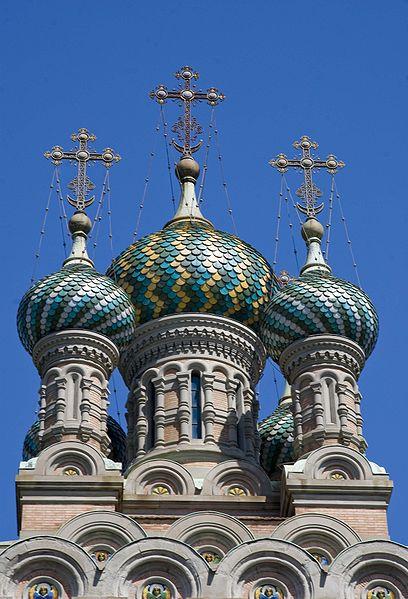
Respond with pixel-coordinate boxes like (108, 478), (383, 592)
(0, 1), (407, 543)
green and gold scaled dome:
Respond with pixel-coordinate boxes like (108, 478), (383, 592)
(107, 220), (277, 330)
(260, 271), (379, 362)
(17, 263), (137, 354)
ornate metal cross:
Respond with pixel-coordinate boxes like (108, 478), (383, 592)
(44, 128), (121, 211)
(150, 65), (225, 155)
(269, 135), (345, 217)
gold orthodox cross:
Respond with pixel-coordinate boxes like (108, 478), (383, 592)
(44, 128), (121, 211)
(150, 65), (225, 155)
(269, 135), (344, 217)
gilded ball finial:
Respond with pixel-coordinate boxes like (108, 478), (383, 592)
(175, 154), (200, 183)
(68, 210), (92, 235)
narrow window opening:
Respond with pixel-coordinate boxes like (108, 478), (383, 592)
(191, 372), (202, 439)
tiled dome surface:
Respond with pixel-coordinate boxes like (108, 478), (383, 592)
(17, 264), (136, 354)
(260, 272), (379, 362)
(22, 416), (127, 465)
(259, 403), (294, 477)
(107, 221), (277, 330)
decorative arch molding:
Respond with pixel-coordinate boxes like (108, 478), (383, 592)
(202, 460), (273, 496)
(99, 537), (210, 598)
(287, 445), (385, 481)
(165, 511), (254, 552)
(326, 540), (408, 598)
(271, 513), (361, 558)
(125, 458), (196, 495)
(0, 536), (96, 597)
(57, 510), (146, 549)
(212, 538), (319, 599)
(20, 440), (119, 476)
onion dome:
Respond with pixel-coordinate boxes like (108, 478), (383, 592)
(22, 416), (126, 464)
(260, 218), (379, 362)
(17, 211), (136, 354)
(259, 383), (294, 477)
(107, 155), (277, 330)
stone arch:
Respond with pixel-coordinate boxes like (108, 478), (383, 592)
(165, 511), (254, 553)
(326, 540), (408, 598)
(202, 460), (273, 496)
(271, 513), (361, 560)
(140, 367), (160, 387)
(162, 362), (183, 377)
(212, 538), (319, 599)
(57, 510), (146, 552)
(43, 367), (62, 386)
(0, 536), (96, 598)
(99, 538), (210, 598)
(31, 440), (114, 476)
(302, 445), (375, 481)
(125, 458), (196, 495)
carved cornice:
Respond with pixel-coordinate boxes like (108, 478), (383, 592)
(33, 330), (119, 377)
(279, 334), (366, 382)
(120, 313), (266, 387)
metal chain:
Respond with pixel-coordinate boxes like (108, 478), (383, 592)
(273, 175), (284, 267)
(30, 168), (57, 284)
(213, 114), (238, 235)
(160, 105), (176, 211)
(333, 178), (362, 288)
(282, 176), (300, 272)
(133, 115), (161, 241)
(89, 170), (109, 259)
(324, 175), (335, 260)
(197, 108), (215, 205)
(55, 167), (68, 259)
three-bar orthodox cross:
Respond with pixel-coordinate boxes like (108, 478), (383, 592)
(150, 66), (225, 155)
(44, 128), (121, 211)
(269, 135), (344, 217)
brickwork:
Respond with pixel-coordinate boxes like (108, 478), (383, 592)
(295, 506), (389, 539)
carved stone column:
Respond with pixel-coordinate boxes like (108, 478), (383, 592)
(279, 334), (366, 457)
(202, 373), (216, 444)
(135, 385), (148, 458)
(32, 330), (119, 454)
(152, 376), (166, 448)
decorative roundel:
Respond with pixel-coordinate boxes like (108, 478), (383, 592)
(106, 221), (277, 331)
(259, 403), (294, 477)
(22, 415), (126, 464)
(17, 264), (136, 354)
(260, 272), (379, 362)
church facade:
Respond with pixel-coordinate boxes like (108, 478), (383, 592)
(1, 68), (407, 599)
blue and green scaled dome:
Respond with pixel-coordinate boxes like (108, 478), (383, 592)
(18, 263), (136, 354)
(23, 415), (127, 466)
(259, 398), (294, 477)
(107, 219), (278, 331)
(260, 271), (379, 362)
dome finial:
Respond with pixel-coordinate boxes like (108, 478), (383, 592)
(269, 135), (344, 274)
(44, 128), (121, 267)
(150, 66), (225, 227)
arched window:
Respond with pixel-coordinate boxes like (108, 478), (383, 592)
(191, 372), (202, 439)
(147, 381), (156, 448)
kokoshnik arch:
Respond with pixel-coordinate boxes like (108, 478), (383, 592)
(1, 66), (407, 599)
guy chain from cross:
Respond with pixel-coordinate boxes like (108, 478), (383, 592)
(150, 66), (225, 155)
(44, 128), (121, 211)
(269, 135), (345, 217)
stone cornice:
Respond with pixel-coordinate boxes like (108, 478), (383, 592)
(279, 334), (366, 382)
(120, 313), (266, 387)
(33, 330), (119, 377)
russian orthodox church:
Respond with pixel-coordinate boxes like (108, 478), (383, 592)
(1, 66), (407, 599)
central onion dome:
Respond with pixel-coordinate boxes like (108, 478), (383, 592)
(260, 218), (379, 362)
(107, 156), (277, 331)
(17, 211), (136, 354)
